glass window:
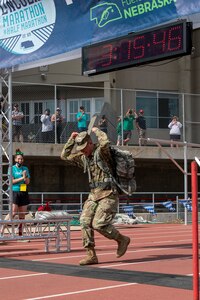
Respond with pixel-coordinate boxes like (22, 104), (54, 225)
(69, 100), (79, 122)
(21, 102), (30, 124)
(34, 102), (43, 124)
(80, 99), (91, 120)
(44, 100), (54, 116)
(95, 98), (104, 114)
(136, 91), (179, 129)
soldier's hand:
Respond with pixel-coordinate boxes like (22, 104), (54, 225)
(71, 132), (78, 139)
(91, 127), (98, 133)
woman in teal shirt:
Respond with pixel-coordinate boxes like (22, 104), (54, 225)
(6, 149), (30, 236)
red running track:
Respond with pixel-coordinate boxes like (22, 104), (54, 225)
(0, 223), (197, 300)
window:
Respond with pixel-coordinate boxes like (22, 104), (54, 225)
(21, 102), (30, 124)
(94, 98), (104, 114)
(18, 100), (54, 124)
(34, 102), (43, 124)
(69, 100), (79, 122)
(136, 91), (180, 128)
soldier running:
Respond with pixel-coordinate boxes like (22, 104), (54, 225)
(61, 127), (130, 265)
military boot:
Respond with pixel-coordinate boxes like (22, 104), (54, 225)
(79, 248), (98, 266)
(116, 234), (130, 258)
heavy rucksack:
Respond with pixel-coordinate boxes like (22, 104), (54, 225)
(95, 146), (136, 196)
(110, 147), (136, 196)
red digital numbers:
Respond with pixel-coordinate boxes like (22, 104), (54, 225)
(83, 21), (191, 75)
(101, 44), (113, 67)
(133, 36), (145, 59)
(153, 30), (166, 52)
(168, 25), (182, 51)
(99, 25), (183, 67)
(153, 26), (182, 54)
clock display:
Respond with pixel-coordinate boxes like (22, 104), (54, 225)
(82, 20), (192, 76)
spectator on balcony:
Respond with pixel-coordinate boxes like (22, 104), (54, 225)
(98, 114), (108, 134)
(12, 103), (24, 143)
(116, 116), (122, 146)
(168, 116), (182, 148)
(40, 109), (53, 143)
(51, 108), (64, 144)
(123, 109), (137, 145)
(76, 106), (88, 132)
(136, 109), (147, 146)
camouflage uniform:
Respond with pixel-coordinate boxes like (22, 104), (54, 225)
(61, 129), (123, 248)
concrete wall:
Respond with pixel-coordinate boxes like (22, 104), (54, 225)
(10, 142), (199, 194)
(25, 157), (187, 193)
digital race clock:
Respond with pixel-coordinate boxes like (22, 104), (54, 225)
(82, 20), (192, 76)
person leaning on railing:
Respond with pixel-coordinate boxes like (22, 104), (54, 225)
(168, 116), (182, 148)
(12, 103), (24, 143)
(40, 108), (53, 143)
(51, 107), (64, 144)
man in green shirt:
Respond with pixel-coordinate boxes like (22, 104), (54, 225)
(123, 109), (137, 145)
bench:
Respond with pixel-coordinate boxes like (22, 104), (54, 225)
(0, 217), (73, 252)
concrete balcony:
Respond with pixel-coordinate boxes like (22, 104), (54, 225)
(10, 142), (200, 161)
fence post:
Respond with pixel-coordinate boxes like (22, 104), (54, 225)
(54, 85), (57, 144)
(120, 89), (124, 145)
(191, 160), (199, 300)
(41, 193), (44, 206)
(80, 193), (83, 211)
(152, 193), (155, 212)
(176, 195), (179, 219)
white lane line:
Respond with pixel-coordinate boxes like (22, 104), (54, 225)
(0, 230), (192, 249)
(32, 245), (192, 263)
(0, 233), (190, 252)
(113, 227), (193, 234)
(0, 273), (48, 280)
(187, 273), (200, 276)
(25, 282), (138, 300)
(70, 233), (192, 246)
(32, 240), (192, 261)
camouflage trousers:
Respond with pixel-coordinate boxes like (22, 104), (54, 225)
(80, 194), (120, 248)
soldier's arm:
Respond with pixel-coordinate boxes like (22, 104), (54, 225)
(60, 132), (84, 168)
(92, 127), (111, 157)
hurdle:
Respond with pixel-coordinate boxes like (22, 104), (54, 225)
(0, 216), (73, 252)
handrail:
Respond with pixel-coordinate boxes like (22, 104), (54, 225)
(27, 191), (199, 211)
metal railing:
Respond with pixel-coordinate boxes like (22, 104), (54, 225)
(8, 82), (200, 146)
(25, 191), (199, 218)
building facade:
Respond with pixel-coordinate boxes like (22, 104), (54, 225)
(8, 26), (200, 199)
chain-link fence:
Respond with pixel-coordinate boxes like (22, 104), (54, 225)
(3, 82), (199, 146)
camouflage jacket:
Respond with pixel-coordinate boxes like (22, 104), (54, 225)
(61, 129), (117, 201)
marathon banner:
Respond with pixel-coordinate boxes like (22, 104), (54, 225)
(0, 0), (200, 70)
